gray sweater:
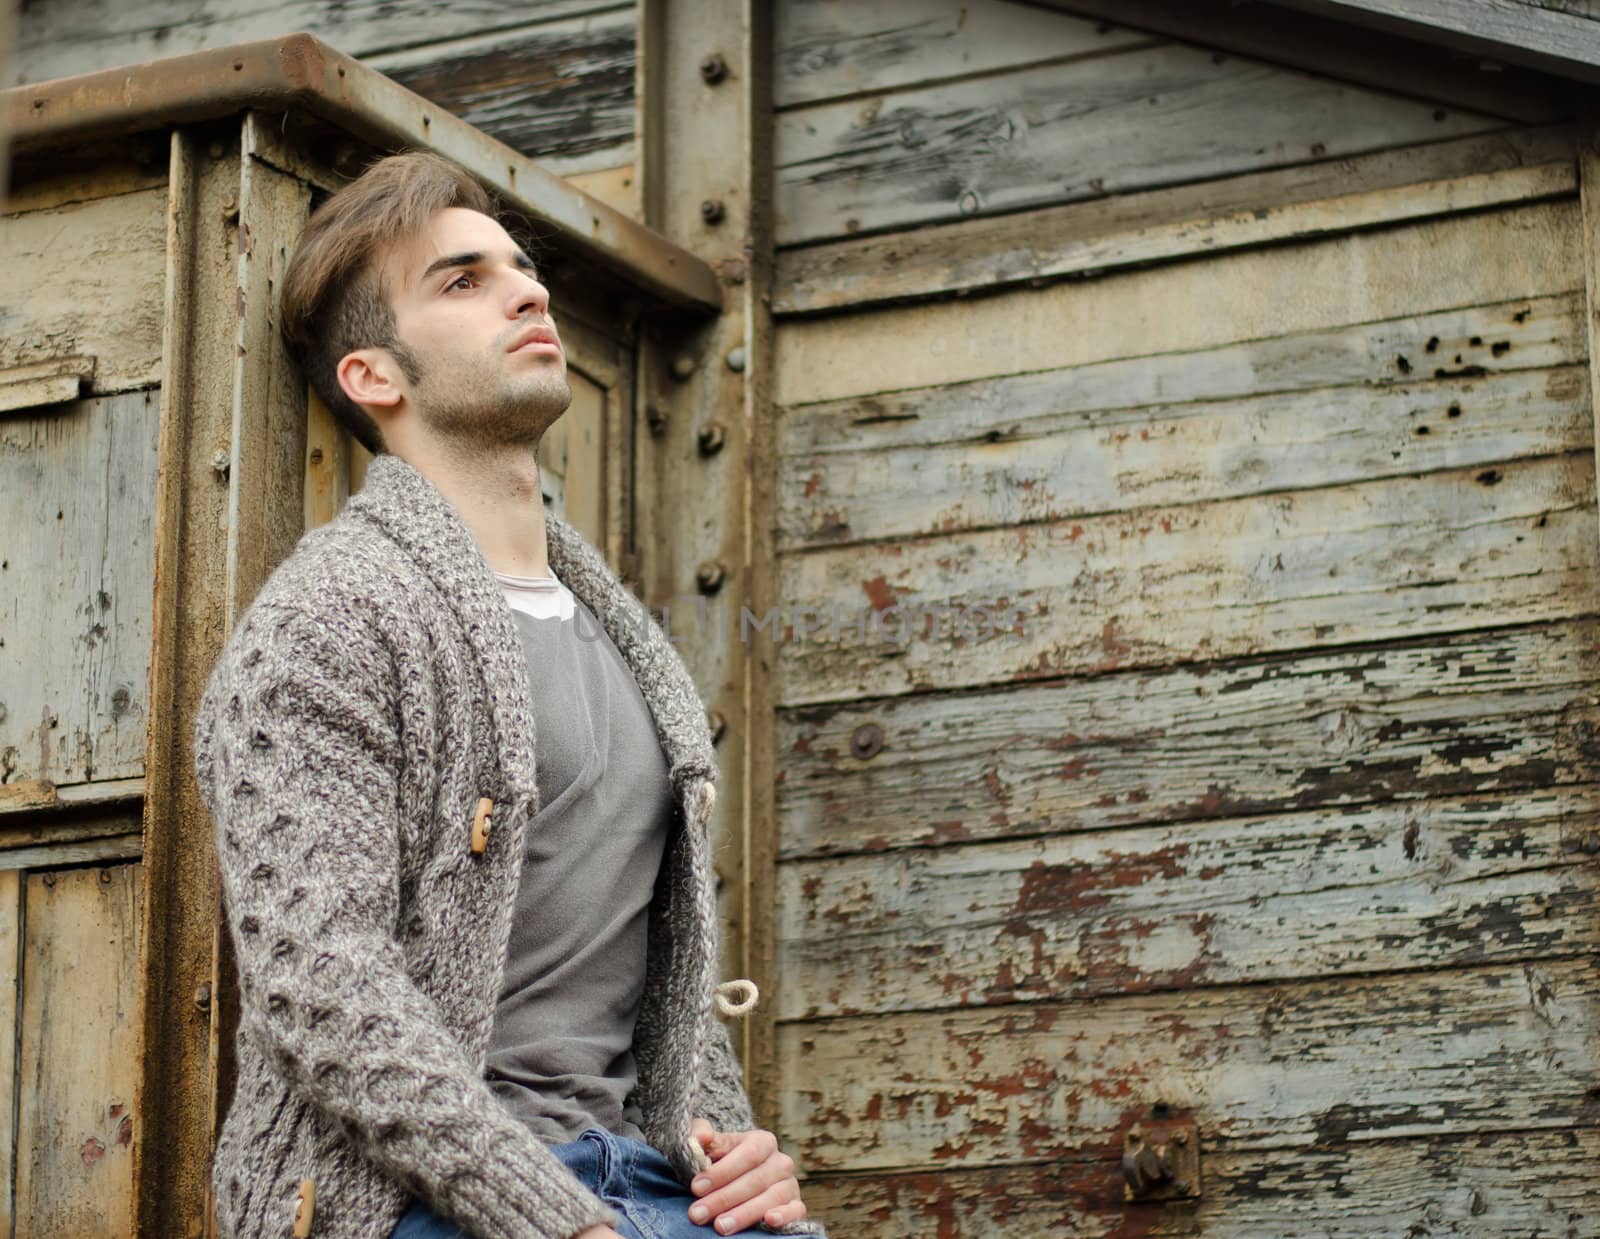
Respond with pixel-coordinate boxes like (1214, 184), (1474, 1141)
(193, 452), (822, 1239)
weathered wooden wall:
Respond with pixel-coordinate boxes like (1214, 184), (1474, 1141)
(761, 1), (1600, 1233)
(12, 0), (642, 212)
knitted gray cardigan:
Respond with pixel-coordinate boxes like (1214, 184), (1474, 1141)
(193, 452), (825, 1239)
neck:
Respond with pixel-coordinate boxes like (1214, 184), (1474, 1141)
(394, 434), (550, 578)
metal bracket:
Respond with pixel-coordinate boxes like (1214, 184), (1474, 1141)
(1122, 1115), (1201, 1203)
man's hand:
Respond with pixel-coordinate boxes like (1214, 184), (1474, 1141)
(687, 1119), (808, 1234)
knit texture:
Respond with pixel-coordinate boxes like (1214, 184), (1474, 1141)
(193, 453), (826, 1239)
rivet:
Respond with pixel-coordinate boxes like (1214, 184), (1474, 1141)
(697, 422), (726, 455)
(707, 710), (727, 744)
(211, 449), (231, 480)
(671, 355), (697, 381)
(194, 982), (212, 1013)
(850, 722), (884, 760)
(700, 198), (726, 225)
(99, 869), (112, 885)
(699, 52), (729, 84)
(696, 561), (726, 594)
(41, 873), (55, 888)
(309, 446), (324, 465)
(725, 347), (747, 373)
(645, 404), (668, 436)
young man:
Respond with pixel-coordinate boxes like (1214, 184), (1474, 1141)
(192, 152), (822, 1239)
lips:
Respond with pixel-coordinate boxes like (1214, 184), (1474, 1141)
(509, 325), (561, 353)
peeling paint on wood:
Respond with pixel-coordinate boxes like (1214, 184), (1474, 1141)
(0, 390), (162, 787)
(774, 199), (1581, 407)
(775, 453), (1599, 704)
(14, 864), (142, 1236)
(780, 361), (1589, 549)
(774, 127), (1576, 315)
(778, 787), (1600, 1017)
(774, 0), (1148, 110)
(1, 187), (168, 395)
(777, 957), (1600, 1173)
(373, 10), (636, 177)
(775, 37), (1500, 245)
(12, 0), (628, 85)
(776, 618), (1600, 856)
(801, 1127), (1600, 1237)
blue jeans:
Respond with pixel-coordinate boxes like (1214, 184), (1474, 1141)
(389, 1127), (761, 1238)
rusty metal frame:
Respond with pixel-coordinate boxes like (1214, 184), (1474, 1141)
(3, 34), (722, 316)
(635, 0), (781, 1129)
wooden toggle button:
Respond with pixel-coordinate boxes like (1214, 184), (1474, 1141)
(470, 797), (493, 855)
(292, 1178), (315, 1236)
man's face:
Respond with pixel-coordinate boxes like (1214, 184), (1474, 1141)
(380, 206), (570, 448)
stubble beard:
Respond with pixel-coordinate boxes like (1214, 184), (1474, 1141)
(411, 347), (572, 454)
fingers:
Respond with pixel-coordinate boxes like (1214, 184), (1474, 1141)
(694, 1176), (803, 1235)
(692, 1128), (777, 1193)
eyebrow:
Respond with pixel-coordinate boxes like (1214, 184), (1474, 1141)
(420, 249), (539, 283)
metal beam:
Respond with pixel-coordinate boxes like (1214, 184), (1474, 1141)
(1017, 0), (1569, 122)
(3, 34), (723, 316)
(1269, 0), (1600, 87)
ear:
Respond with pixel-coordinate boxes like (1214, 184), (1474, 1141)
(336, 348), (406, 414)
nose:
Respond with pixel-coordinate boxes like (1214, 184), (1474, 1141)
(509, 268), (551, 320)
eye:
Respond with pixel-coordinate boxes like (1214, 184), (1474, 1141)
(447, 272), (476, 292)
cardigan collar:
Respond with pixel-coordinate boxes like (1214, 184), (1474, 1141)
(345, 452), (718, 810)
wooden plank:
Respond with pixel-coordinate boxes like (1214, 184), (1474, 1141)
(1020, 0), (1571, 125)
(782, 293), (1586, 455)
(775, 127), (1577, 316)
(0, 778), (144, 820)
(132, 129), (240, 1239)
(0, 804), (144, 852)
(0, 836), (144, 870)
(775, 617), (1600, 857)
(303, 388), (349, 532)
(775, 452), (1599, 704)
(801, 1128), (1600, 1238)
(14, 864), (143, 1236)
(782, 362), (1589, 549)
(371, 8), (636, 176)
(776, 956), (1600, 1173)
(12, 0), (628, 85)
(1272, 0), (1600, 86)
(0, 186), (168, 394)
(774, 198), (1583, 407)
(0, 869), (18, 1236)
(0, 389), (163, 785)
(774, 0), (1149, 109)
(777, 787), (1600, 1018)
(232, 120), (313, 617)
(774, 38), (1501, 245)
(2, 132), (169, 213)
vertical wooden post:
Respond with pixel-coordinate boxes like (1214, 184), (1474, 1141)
(635, 0), (778, 1112)
(135, 116), (311, 1237)
(136, 125), (243, 1239)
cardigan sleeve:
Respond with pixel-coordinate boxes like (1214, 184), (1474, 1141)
(193, 602), (614, 1239)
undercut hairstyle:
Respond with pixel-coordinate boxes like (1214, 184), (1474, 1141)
(280, 151), (496, 454)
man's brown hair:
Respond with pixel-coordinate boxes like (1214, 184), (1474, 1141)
(280, 150), (495, 454)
